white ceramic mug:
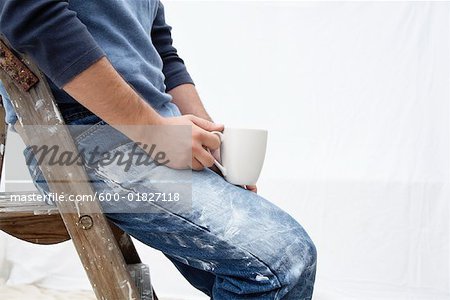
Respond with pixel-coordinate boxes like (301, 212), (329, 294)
(211, 128), (268, 185)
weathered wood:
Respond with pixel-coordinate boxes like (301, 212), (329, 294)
(0, 213), (69, 244)
(0, 95), (6, 181)
(128, 264), (154, 300)
(0, 194), (156, 297)
(110, 221), (142, 265)
(0, 191), (69, 244)
(0, 191), (56, 210)
(0, 38), (140, 300)
(0, 40), (39, 91)
(110, 223), (157, 300)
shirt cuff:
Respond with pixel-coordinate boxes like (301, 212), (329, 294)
(165, 68), (195, 91)
(53, 46), (106, 88)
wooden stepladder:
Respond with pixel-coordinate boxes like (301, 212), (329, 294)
(0, 37), (156, 300)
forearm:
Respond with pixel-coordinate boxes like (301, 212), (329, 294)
(169, 84), (213, 122)
(64, 58), (223, 172)
(63, 57), (163, 126)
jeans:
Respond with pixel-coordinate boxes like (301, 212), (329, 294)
(24, 102), (317, 299)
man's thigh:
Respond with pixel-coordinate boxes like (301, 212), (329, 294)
(80, 131), (315, 292)
(27, 123), (316, 298)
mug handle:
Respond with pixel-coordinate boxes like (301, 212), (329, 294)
(208, 131), (227, 176)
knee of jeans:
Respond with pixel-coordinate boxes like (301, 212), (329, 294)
(285, 236), (317, 286)
(306, 237), (317, 271)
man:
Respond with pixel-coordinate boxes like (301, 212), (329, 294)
(0, 1), (316, 299)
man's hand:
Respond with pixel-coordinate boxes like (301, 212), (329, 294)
(161, 114), (223, 170)
(167, 84), (258, 192)
(168, 84), (224, 173)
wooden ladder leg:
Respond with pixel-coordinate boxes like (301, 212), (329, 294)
(0, 95), (7, 182)
(0, 38), (142, 300)
(110, 222), (158, 300)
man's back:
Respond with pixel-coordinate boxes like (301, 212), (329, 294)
(0, 0), (192, 124)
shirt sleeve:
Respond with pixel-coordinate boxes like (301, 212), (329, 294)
(151, 1), (194, 91)
(0, 0), (105, 88)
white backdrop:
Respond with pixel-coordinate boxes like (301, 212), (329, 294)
(0, 1), (449, 299)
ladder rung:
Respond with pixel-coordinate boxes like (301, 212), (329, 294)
(0, 191), (58, 213)
(128, 263), (154, 300)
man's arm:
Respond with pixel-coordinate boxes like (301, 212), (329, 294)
(151, 1), (194, 93)
(0, 0), (104, 88)
(0, 1), (161, 131)
(151, 1), (255, 190)
(0, 0), (222, 170)
(63, 57), (222, 171)
(63, 57), (163, 126)
(151, 4), (256, 189)
(151, 2), (214, 122)
(151, 1), (231, 172)
(168, 84), (213, 121)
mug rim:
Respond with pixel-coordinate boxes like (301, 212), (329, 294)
(223, 127), (268, 134)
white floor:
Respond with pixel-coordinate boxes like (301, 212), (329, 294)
(0, 283), (97, 300)
(0, 282), (186, 300)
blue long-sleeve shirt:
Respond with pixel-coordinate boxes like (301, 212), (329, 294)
(0, 0), (193, 124)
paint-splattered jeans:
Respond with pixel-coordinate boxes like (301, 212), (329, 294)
(25, 102), (316, 300)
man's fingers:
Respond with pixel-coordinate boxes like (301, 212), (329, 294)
(188, 115), (224, 132)
(193, 146), (215, 168)
(201, 131), (221, 150)
(191, 124), (221, 151)
(186, 115), (223, 170)
(192, 158), (204, 171)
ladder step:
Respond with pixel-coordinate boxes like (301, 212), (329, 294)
(0, 191), (58, 214)
(127, 263), (154, 300)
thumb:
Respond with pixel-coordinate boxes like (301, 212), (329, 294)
(189, 115), (224, 132)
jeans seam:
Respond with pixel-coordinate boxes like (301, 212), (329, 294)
(74, 120), (107, 143)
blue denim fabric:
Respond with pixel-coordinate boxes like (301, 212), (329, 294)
(24, 103), (317, 299)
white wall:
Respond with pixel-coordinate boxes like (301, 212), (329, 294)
(1, 1), (449, 299)
(164, 2), (450, 298)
